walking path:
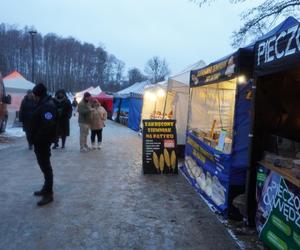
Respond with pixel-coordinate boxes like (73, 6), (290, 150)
(0, 118), (240, 250)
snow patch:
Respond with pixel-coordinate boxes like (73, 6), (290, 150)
(2, 127), (25, 138)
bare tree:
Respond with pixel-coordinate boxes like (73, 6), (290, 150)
(0, 23), (126, 92)
(144, 56), (170, 84)
(191, 0), (300, 47)
(127, 67), (147, 85)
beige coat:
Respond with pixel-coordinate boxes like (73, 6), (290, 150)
(90, 106), (107, 130)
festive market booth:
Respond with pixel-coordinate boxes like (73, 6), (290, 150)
(181, 48), (254, 218)
(94, 92), (113, 119)
(75, 86), (97, 102)
(245, 18), (300, 250)
(3, 71), (35, 111)
(113, 81), (149, 131)
(166, 60), (206, 147)
(141, 81), (170, 120)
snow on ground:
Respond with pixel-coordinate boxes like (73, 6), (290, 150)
(2, 127), (25, 138)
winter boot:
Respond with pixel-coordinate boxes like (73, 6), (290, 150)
(33, 189), (48, 196)
(37, 193), (53, 206)
(92, 142), (97, 150)
(52, 143), (59, 149)
(97, 142), (102, 149)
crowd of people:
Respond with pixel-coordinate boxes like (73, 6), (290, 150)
(19, 83), (107, 206)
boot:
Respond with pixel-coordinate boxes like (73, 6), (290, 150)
(52, 143), (59, 149)
(97, 142), (102, 149)
(92, 142), (97, 150)
(33, 189), (48, 196)
(37, 193), (53, 206)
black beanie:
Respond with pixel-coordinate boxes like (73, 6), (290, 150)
(32, 83), (47, 97)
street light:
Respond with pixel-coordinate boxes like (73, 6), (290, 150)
(29, 30), (37, 83)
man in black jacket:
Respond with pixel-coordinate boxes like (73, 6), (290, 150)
(19, 90), (36, 150)
(29, 83), (57, 206)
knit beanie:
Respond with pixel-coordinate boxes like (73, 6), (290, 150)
(32, 83), (47, 97)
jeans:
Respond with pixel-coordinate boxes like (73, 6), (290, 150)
(34, 142), (53, 193)
(79, 123), (90, 147)
(91, 129), (103, 143)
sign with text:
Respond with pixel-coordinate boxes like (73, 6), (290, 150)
(256, 164), (300, 250)
(142, 119), (178, 174)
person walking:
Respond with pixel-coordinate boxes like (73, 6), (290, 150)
(90, 99), (107, 149)
(19, 90), (36, 150)
(77, 92), (93, 152)
(29, 83), (57, 206)
(71, 97), (78, 116)
(52, 89), (72, 149)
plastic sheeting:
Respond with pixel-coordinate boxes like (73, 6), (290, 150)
(128, 98), (143, 131)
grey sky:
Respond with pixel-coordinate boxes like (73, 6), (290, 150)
(0, 0), (264, 74)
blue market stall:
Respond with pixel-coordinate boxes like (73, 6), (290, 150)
(113, 81), (149, 131)
(181, 48), (254, 219)
(242, 17), (300, 249)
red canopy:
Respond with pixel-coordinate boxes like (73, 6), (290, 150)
(94, 92), (113, 115)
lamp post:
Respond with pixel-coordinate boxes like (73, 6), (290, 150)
(29, 30), (37, 83)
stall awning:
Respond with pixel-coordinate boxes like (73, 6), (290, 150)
(254, 16), (300, 76)
(190, 48), (253, 87)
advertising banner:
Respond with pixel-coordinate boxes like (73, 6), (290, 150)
(142, 119), (178, 174)
(256, 164), (300, 250)
(181, 132), (231, 214)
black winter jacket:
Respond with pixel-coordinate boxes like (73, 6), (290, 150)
(29, 95), (58, 145)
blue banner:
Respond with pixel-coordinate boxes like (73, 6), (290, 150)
(181, 132), (231, 214)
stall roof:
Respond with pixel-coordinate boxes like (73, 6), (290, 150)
(95, 91), (113, 100)
(254, 16), (300, 76)
(190, 17), (299, 87)
(169, 60), (206, 93)
(3, 71), (35, 90)
(116, 81), (149, 98)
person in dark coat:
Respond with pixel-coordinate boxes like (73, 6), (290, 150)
(72, 97), (78, 116)
(19, 90), (36, 150)
(52, 89), (72, 149)
(29, 83), (57, 206)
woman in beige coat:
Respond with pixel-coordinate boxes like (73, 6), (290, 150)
(90, 98), (107, 149)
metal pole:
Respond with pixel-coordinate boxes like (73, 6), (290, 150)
(29, 31), (37, 83)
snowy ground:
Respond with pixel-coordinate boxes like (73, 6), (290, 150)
(0, 117), (260, 249)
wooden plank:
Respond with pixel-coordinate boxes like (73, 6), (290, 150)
(259, 160), (300, 187)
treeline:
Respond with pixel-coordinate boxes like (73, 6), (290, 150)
(0, 23), (128, 92)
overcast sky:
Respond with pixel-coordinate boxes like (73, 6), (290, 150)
(0, 0), (264, 74)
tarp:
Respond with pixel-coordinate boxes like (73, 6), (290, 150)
(113, 81), (149, 131)
(116, 81), (149, 97)
(128, 98), (143, 131)
(94, 92), (113, 114)
(3, 71), (35, 110)
(254, 16), (300, 76)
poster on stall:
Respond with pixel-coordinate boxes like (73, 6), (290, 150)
(181, 132), (231, 214)
(256, 165), (300, 250)
(142, 119), (178, 174)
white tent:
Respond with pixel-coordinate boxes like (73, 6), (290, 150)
(167, 60), (206, 145)
(75, 86), (102, 102)
(3, 71), (35, 110)
(117, 81), (149, 96)
(141, 81), (171, 121)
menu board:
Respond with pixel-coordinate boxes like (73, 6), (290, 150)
(256, 164), (300, 250)
(142, 119), (178, 174)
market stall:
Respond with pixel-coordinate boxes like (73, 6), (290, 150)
(94, 92), (113, 119)
(246, 18), (300, 249)
(181, 48), (253, 218)
(3, 71), (35, 111)
(141, 81), (173, 120)
(166, 60), (206, 148)
(113, 81), (148, 131)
